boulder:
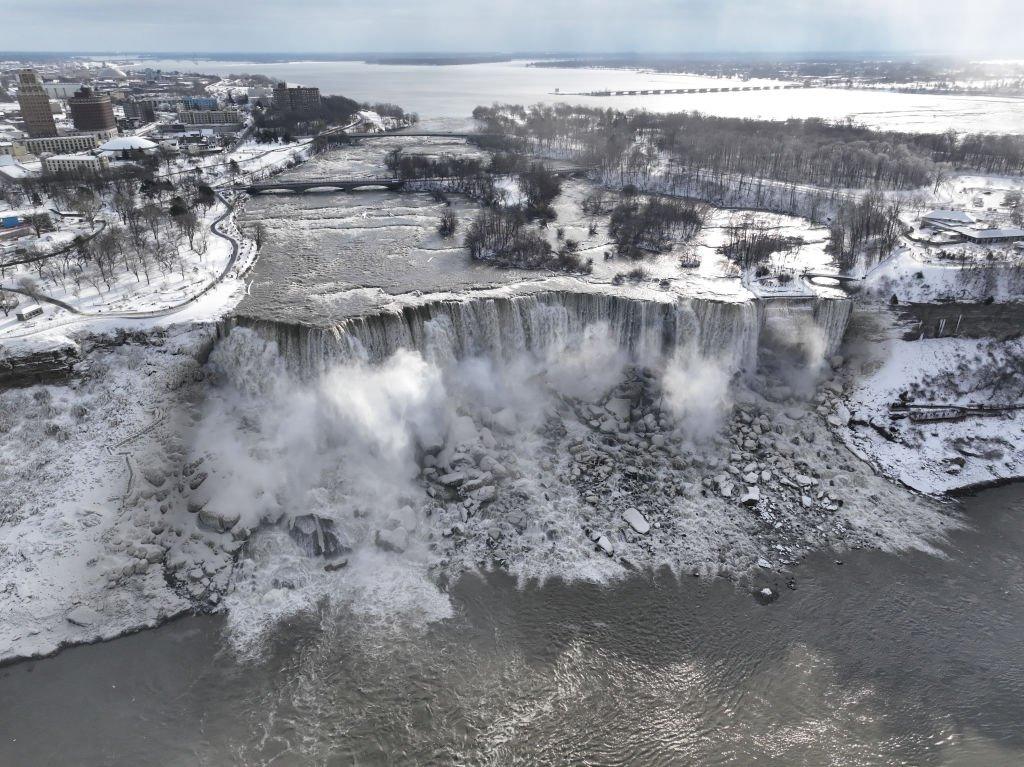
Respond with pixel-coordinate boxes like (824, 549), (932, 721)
(66, 605), (101, 627)
(605, 398), (631, 421)
(491, 408), (517, 434)
(198, 507), (240, 533)
(438, 471), (466, 487)
(740, 486), (760, 506)
(755, 587), (779, 604)
(594, 535), (614, 556)
(375, 527), (409, 554)
(142, 467), (166, 487)
(473, 486), (496, 503)
(621, 507), (651, 535)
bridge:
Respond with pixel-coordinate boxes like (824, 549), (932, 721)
(565, 83), (804, 97)
(239, 177), (407, 194)
(802, 271), (863, 292)
(237, 166), (590, 195)
(319, 131), (504, 141)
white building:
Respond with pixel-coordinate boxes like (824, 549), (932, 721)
(176, 109), (242, 126)
(42, 81), (85, 100)
(921, 209), (975, 227)
(19, 134), (100, 155)
(98, 135), (158, 157)
(956, 227), (1024, 245)
(41, 153), (109, 176)
(0, 155), (37, 185)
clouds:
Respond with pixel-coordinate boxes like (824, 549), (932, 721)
(7, 0), (1023, 54)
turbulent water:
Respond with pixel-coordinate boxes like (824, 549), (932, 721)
(2, 483), (1022, 766)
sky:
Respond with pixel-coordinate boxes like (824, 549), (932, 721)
(3, 0), (1023, 56)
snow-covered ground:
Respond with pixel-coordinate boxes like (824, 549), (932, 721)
(863, 246), (1024, 303)
(0, 326), (218, 662)
(840, 315), (1024, 494)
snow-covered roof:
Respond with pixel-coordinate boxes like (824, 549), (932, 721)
(960, 227), (1024, 239)
(99, 136), (157, 152)
(922, 209), (974, 224)
(0, 157), (32, 179)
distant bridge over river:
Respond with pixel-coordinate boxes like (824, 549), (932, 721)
(564, 84), (804, 97)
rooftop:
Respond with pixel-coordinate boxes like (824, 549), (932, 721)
(922, 209), (975, 223)
(98, 135), (157, 152)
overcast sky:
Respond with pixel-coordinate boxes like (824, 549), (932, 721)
(6, 0), (1023, 56)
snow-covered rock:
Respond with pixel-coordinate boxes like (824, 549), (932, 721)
(621, 507), (650, 535)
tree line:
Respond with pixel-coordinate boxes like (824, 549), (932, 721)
(473, 104), (1024, 188)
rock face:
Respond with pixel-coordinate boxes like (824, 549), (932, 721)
(0, 342), (80, 388)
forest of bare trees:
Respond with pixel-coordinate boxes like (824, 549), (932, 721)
(825, 193), (905, 271)
(1, 172), (219, 302)
(718, 216), (805, 273)
(464, 209), (591, 273)
(473, 104), (1024, 188)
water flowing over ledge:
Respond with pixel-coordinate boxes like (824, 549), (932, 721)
(219, 288), (853, 376)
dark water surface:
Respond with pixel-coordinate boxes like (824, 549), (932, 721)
(2, 485), (1023, 766)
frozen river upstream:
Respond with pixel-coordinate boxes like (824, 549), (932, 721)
(133, 58), (1024, 135)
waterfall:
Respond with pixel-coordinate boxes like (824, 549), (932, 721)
(219, 291), (850, 377)
(812, 296), (854, 357)
(758, 296), (854, 362)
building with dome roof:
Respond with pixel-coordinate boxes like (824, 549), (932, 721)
(98, 135), (158, 159)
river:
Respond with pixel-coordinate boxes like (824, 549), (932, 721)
(1, 483), (1022, 766)
(125, 57), (1024, 134)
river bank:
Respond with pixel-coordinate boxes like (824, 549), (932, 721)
(2, 481), (1022, 766)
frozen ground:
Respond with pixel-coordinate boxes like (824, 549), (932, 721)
(841, 313), (1024, 494)
(0, 326), (217, 662)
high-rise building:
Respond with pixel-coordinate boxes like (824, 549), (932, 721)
(68, 87), (117, 133)
(176, 109), (242, 125)
(272, 83), (321, 114)
(123, 99), (157, 123)
(16, 69), (58, 138)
